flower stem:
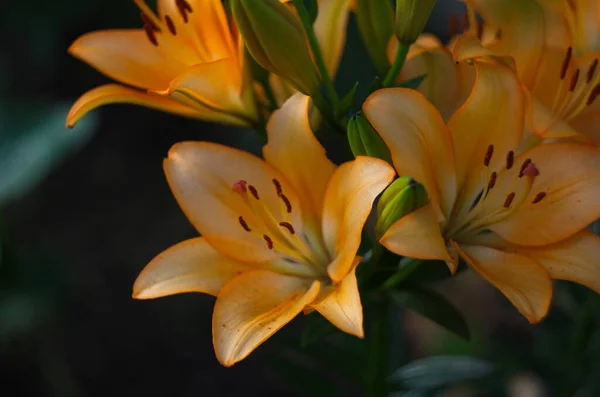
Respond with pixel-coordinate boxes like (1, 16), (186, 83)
(365, 299), (390, 397)
(291, 0), (340, 107)
(383, 42), (410, 88)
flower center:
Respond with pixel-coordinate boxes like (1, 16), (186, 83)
(448, 144), (547, 241)
(232, 179), (329, 279)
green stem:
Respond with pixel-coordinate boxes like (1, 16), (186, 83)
(365, 299), (390, 397)
(261, 81), (279, 111)
(311, 91), (346, 135)
(382, 42), (410, 88)
(379, 258), (424, 291)
(292, 0), (340, 107)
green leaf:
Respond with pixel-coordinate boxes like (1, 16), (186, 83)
(396, 74), (427, 90)
(389, 355), (494, 390)
(0, 102), (98, 205)
(336, 82), (359, 119)
(301, 312), (338, 348)
(306, 0), (319, 24)
(389, 287), (470, 340)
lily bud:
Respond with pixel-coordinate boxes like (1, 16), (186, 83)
(355, 0), (394, 75)
(231, 0), (321, 95)
(347, 113), (392, 164)
(376, 177), (428, 239)
(395, 0), (436, 44)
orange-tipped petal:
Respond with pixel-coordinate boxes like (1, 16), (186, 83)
(456, 243), (552, 323)
(164, 142), (303, 264)
(491, 142), (600, 246)
(68, 29), (189, 90)
(314, 0), (352, 76)
(213, 270), (319, 366)
(380, 204), (452, 262)
(66, 84), (207, 128)
(264, 93), (336, 229)
(311, 263), (363, 338)
(363, 88), (457, 221)
(133, 237), (248, 299)
(322, 157), (395, 282)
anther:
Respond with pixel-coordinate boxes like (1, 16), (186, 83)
(518, 159), (532, 177)
(238, 216), (251, 232)
(503, 192), (516, 208)
(460, 12), (469, 33)
(587, 59), (598, 83)
(477, 21), (484, 41)
(560, 47), (573, 80)
(165, 15), (177, 35)
(448, 15), (458, 37)
(484, 144), (494, 167)
(248, 185), (260, 200)
(143, 23), (158, 46)
(495, 29), (503, 41)
(280, 194), (292, 213)
(263, 235), (274, 249)
(175, 0), (193, 23)
(521, 162), (540, 178)
(587, 84), (600, 106)
(272, 178), (282, 197)
(232, 180), (248, 194)
(570, 68), (580, 92)
(140, 13), (158, 31)
(487, 172), (497, 190)
(506, 150), (514, 169)
(279, 222), (296, 235)
(532, 192), (546, 204)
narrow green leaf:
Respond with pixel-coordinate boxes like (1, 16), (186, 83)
(306, 0), (319, 25)
(389, 287), (470, 340)
(389, 355), (494, 390)
(301, 312), (338, 348)
(336, 82), (360, 118)
(396, 74), (427, 90)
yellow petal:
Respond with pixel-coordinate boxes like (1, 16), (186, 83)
(264, 93), (336, 230)
(526, 93), (581, 140)
(363, 88), (457, 221)
(311, 264), (363, 338)
(68, 30), (189, 90)
(491, 142), (600, 246)
(448, 59), (525, 223)
(65, 84), (233, 128)
(213, 270), (320, 366)
(164, 142), (303, 264)
(456, 243), (552, 323)
(314, 0), (352, 76)
(380, 203), (451, 262)
(133, 237), (248, 299)
(516, 230), (600, 294)
(322, 156), (395, 282)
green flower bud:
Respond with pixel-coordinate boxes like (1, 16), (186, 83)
(356, 0), (395, 76)
(376, 177), (428, 239)
(347, 113), (392, 164)
(231, 0), (321, 95)
(395, 0), (436, 44)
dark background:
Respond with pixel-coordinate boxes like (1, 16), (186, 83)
(3, 1), (598, 396)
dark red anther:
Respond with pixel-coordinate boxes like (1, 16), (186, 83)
(448, 15), (458, 37)
(460, 12), (469, 33)
(487, 172), (497, 190)
(280, 194), (292, 214)
(560, 47), (573, 80)
(272, 178), (282, 197)
(279, 222), (295, 235)
(503, 192), (516, 208)
(263, 235), (274, 249)
(140, 12), (158, 31)
(484, 144), (494, 167)
(587, 59), (598, 83)
(587, 84), (600, 106)
(570, 68), (580, 92)
(518, 159), (532, 177)
(232, 180), (248, 194)
(495, 29), (503, 41)
(506, 150), (514, 169)
(248, 185), (260, 200)
(165, 15), (177, 35)
(532, 192), (547, 204)
(238, 216), (251, 232)
(143, 22), (158, 46)
(477, 21), (484, 41)
(176, 0), (193, 23)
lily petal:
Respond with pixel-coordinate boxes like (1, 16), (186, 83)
(322, 156), (395, 282)
(264, 93), (336, 229)
(65, 84), (229, 128)
(133, 237), (248, 299)
(311, 264), (363, 338)
(314, 0), (352, 76)
(68, 29), (190, 90)
(213, 270), (320, 366)
(164, 142), (303, 264)
(363, 88), (457, 221)
(448, 58), (525, 222)
(380, 203), (452, 262)
(491, 142), (600, 246)
(456, 243), (552, 323)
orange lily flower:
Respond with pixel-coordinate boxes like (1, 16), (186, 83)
(67, 0), (259, 128)
(132, 94), (394, 366)
(364, 55), (600, 323)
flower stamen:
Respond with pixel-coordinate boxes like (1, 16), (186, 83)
(560, 47), (573, 80)
(279, 222), (296, 234)
(506, 150), (514, 169)
(484, 144), (494, 167)
(165, 15), (177, 35)
(238, 216), (251, 232)
(532, 192), (546, 204)
(503, 192), (516, 208)
(587, 59), (598, 83)
(263, 234), (274, 249)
